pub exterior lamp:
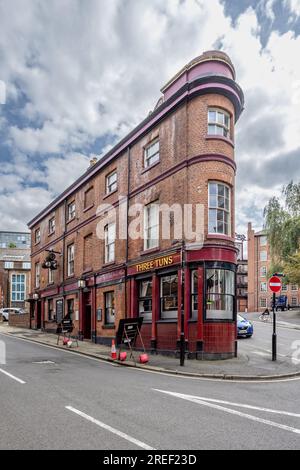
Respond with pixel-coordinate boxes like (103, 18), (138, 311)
(78, 279), (86, 289)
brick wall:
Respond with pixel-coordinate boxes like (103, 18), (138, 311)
(9, 313), (30, 328)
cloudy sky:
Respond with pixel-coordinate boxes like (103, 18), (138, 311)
(0, 0), (299, 236)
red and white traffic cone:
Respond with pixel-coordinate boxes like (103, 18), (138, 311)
(111, 339), (117, 360)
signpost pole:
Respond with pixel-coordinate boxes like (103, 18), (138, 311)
(269, 275), (281, 362)
(272, 292), (277, 361)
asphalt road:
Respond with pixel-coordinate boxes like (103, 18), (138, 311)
(238, 318), (300, 365)
(0, 331), (300, 450)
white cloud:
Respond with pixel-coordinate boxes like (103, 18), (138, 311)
(285, 0), (300, 17)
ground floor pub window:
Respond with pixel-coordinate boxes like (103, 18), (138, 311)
(105, 291), (115, 325)
(191, 270), (198, 319)
(67, 299), (74, 320)
(160, 274), (178, 319)
(139, 278), (152, 321)
(206, 268), (235, 320)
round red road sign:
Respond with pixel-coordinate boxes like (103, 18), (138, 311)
(269, 276), (282, 293)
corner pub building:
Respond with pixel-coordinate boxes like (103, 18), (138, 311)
(28, 50), (244, 360)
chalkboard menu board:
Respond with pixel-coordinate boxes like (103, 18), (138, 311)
(116, 317), (143, 347)
(56, 299), (64, 324)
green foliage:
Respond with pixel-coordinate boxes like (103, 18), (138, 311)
(264, 181), (300, 281)
(8, 242), (16, 248)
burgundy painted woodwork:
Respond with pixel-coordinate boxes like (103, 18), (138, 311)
(197, 266), (204, 342)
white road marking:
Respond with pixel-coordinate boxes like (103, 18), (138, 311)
(154, 389), (300, 435)
(0, 367), (26, 384)
(153, 391), (300, 418)
(65, 405), (155, 450)
(253, 351), (270, 357)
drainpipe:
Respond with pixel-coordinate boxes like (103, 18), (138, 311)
(125, 145), (131, 318)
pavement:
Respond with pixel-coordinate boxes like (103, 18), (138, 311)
(0, 330), (300, 450)
(1, 310), (300, 380)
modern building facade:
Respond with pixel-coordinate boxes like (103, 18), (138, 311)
(248, 222), (300, 311)
(0, 232), (31, 310)
(28, 50), (244, 359)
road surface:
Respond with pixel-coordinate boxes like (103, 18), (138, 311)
(0, 331), (300, 450)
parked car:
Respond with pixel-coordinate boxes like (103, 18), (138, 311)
(0, 308), (25, 321)
(237, 314), (253, 338)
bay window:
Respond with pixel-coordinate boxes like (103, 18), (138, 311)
(208, 182), (231, 235)
(206, 268), (235, 320)
(208, 108), (230, 138)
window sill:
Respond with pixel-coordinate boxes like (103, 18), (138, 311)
(48, 231), (55, 238)
(103, 189), (118, 200)
(83, 268), (93, 274)
(83, 204), (94, 213)
(66, 217), (76, 225)
(156, 319), (177, 323)
(141, 161), (160, 174)
(205, 135), (234, 148)
(102, 261), (116, 268)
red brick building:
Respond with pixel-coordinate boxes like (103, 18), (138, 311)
(247, 222), (300, 311)
(28, 50), (244, 359)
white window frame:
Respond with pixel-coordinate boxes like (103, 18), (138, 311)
(260, 282), (267, 292)
(144, 139), (160, 168)
(260, 251), (267, 262)
(291, 297), (298, 306)
(35, 263), (40, 288)
(105, 291), (115, 325)
(208, 182), (231, 236)
(11, 273), (26, 302)
(282, 284), (288, 292)
(67, 244), (75, 277)
(67, 202), (76, 221)
(49, 217), (55, 234)
(106, 171), (118, 195)
(260, 236), (267, 246)
(260, 266), (267, 277)
(22, 262), (31, 270)
(260, 298), (267, 308)
(144, 202), (159, 250)
(291, 284), (298, 291)
(48, 268), (54, 284)
(208, 108), (230, 138)
(4, 261), (14, 269)
(35, 228), (41, 244)
(104, 223), (116, 263)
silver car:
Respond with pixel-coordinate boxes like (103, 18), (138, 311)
(0, 308), (25, 321)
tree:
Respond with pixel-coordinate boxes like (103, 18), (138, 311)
(263, 181), (300, 284)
